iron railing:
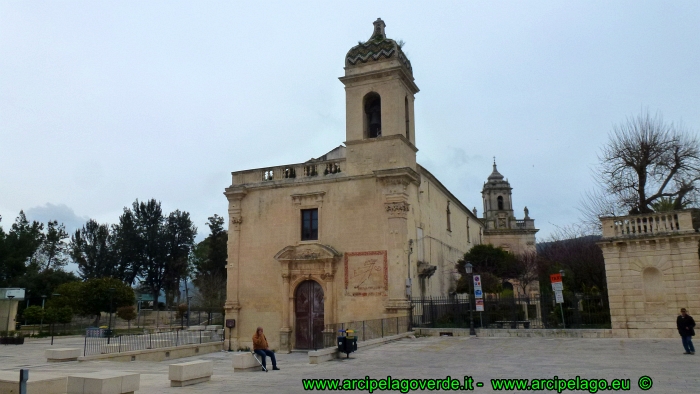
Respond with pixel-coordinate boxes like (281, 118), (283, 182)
(83, 329), (224, 356)
(325, 316), (410, 345)
(411, 294), (610, 330)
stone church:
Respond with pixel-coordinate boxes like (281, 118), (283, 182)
(224, 19), (537, 352)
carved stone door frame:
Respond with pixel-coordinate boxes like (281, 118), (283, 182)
(275, 243), (340, 352)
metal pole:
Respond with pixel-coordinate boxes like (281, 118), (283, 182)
(108, 288), (115, 330)
(187, 296), (192, 327)
(469, 273), (475, 335)
(407, 239), (413, 331)
(40, 295), (46, 334)
(24, 293), (29, 326)
(137, 298), (141, 328)
(559, 303), (566, 328)
(19, 369), (28, 394)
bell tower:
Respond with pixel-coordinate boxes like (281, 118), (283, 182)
(340, 19), (420, 175)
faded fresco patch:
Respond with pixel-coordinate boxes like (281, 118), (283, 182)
(344, 251), (388, 296)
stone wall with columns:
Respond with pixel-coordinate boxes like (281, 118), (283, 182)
(599, 210), (700, 338)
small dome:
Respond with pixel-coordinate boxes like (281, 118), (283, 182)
(345, 18), (412, 74)
(488, 161), (504, 181)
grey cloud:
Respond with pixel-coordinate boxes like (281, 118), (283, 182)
(24, 203), (90, 235)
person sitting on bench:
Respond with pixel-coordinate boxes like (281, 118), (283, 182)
(253, 327), (279, 371)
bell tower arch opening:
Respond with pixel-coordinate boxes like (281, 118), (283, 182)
(364, 92), (382, 138)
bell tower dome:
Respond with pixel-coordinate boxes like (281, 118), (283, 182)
(340, 19), (420, 176)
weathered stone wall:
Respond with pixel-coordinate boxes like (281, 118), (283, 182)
(599, 210), (700, 338)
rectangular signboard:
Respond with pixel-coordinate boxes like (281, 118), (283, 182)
(475, 299), (484, 312)
(554, 290), (564, 304)
(0, 288), (25, 300)
(550, 273), (562, 283)
(474, 289), (483, 298)
(551, 282), (563, 292)
(473, 275), (482, 287)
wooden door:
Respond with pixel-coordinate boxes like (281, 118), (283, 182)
(294, 280), (324, 349)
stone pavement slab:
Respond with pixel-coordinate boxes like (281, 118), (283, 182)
(1, 335), (698, 393)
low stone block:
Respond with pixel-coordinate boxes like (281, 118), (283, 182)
(169, 360), (213, 387)
(0, 371), (67, 394)
(186, 325), (206, 331)
(67, 371), (140, 394)
(232, 352), (261, 372)
(46, 348), (81, 362)
(205, 325), (222, 331)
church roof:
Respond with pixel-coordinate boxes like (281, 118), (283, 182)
(345, 18), (412, 74)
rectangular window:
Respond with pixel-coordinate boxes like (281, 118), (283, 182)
(301, 209), (318, 240)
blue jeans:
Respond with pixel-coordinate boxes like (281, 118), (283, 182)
(254, 349), (277, 368)
(682, 336), (695, 353)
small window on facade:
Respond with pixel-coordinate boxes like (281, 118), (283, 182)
(301, 209), (318, 240)
(446, 201), (451, 232)
(497, 196), (504, 210)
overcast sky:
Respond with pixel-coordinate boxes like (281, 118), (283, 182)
(2, 1), (699, 248)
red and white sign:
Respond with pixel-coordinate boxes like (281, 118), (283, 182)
(475, 299), (484, 312)
(550, 273), (562, 283)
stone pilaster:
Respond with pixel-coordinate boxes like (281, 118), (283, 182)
(375, 168), (419, 313)
(224, 186), (247, 350)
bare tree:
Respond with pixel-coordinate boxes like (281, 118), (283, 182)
(581, 111), (700, 230)
(512, 251), (539, 297)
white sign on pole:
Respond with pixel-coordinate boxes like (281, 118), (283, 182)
(554, 290), (564, 304)
(475, 299), (484, 312)
(551, 282), (563, 292)
(473, 275), (483, 298)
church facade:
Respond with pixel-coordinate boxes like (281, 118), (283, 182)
(224, 19), (537, 352)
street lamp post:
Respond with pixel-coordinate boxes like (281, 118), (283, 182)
(50, 293), (61, 345)
(137, 296), (142, 329)
(108, 288), (116, 330)
(24, 291), (29, 326)
(465, 262), (476, 336)
(39, 295), (47, 334)
(186, 296), (193, 327)
(559, 269), (566, 328)
(6, 295), (15, 334)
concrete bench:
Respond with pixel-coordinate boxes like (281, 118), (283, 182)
(0, 371), (67, 394)
(232, 352), (262, 372)
(46, 348), (81, 362)
(168, 360), (213, 387)
(67, 371), (139, 394)
(205, 325), (222, 331)
(186, 325), (205, 331)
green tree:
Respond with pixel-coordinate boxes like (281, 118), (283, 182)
(0, 212), (44, 287)
(80, 277), (135, 326)
(116, 305), (137, 330)
(455, 244), (517, 295)
(22, 305), (44, 324)
(36, 220), (70, 271)
(47, 281), (85, 315)
(162, 210), (197, 306)
(112, 208), (142, 285)
(192, 215), (227, 317)
(70, 219), (116, 280)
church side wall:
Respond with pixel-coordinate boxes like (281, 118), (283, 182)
(410, 174), (481, 298)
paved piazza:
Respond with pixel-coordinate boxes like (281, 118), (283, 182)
(1, 335), (698, 393)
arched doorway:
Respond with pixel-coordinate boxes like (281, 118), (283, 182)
(295, 280), (324, 349)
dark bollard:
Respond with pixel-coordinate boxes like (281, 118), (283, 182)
(19, 369), (28, 394)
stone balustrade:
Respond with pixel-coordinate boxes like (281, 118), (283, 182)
(231, 159), (345, 185)
(601, 209), (700, 239)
